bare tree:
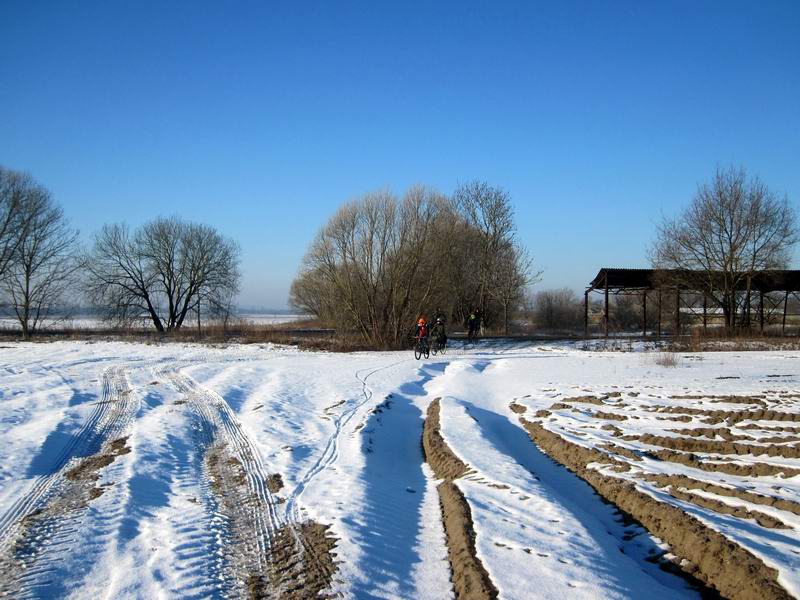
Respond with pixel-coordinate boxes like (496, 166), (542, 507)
(453, 181), (517, 326)
(1, 175), (80, 338)
(86, 217), (240, 332)
(532, 288), (582, 331)
(291, 187), (451, 347)
(490, 243), (540, 334)
(0, 167), (39, 280)
(652, 167), (798, 329)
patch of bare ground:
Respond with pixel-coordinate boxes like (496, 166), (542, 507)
(562, 395), (608, 405)
(653, 406), (800, 426)
(267, 473), (284, 494)
(519, 419), (792, 600)
(598, 443), (642, 462)
(667, 427), (800, 444)
(646, 448), (800, 478)
(634, 434), (800, 459)
(508, 402), (527, 414)
(206, 444), (338, 599)
(423, 398), (498, 600)
(594, 411), (628, 421)
(0, 436), (131, 593)
(643, 473), (800, 517)
(248, 522), (338, 600)
(667, 488), (789, 529)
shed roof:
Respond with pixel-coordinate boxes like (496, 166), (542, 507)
(589, 268), (800, 292)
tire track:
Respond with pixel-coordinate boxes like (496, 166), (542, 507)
(161, 368), (282, 595)
(283, 359), (409, 524)
(0, 366), (138, 598)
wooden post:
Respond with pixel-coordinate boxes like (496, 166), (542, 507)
(759, 291), (765, 333)
(604, 279), (609, 338)
(703, 294), (707, 334)
(642, 291), (647, 337)
(782, 290), (789, 335)
(657, 289), (662, 338)
(584, 289), (589, 338)
(675, 289), (681, 336)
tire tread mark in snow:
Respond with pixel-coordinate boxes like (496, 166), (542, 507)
(0, 366), (138, 598)
(162, 368), (281, 590)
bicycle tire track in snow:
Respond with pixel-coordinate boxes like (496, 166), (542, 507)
(0, 366), (138, 598)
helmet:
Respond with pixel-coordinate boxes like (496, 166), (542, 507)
(418, 318), (425, 325)
(437, 317), (443, 323)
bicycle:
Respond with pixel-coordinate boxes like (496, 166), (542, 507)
(431, 334), (447, 355)
(413, 336), (430, 360)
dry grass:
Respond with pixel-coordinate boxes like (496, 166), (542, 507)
(652, 351), (681, 368)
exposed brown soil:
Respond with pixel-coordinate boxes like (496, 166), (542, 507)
(508, 402), (527, 414)
(643, 473), (800, 517)
(598, 443), (642, 462)
(0, 436), (132, 594)
(65, 437), (131, 486)
(647, 448), (800, 478)
(267, 473), (284, 494)
(519, 418), (791, 600)
(654, 406), (800, 426)
(423, 399), (498, 600)
(248, 522), (338, 600)
(635, 434), (800, 459)
(562, 395), (608, 405)
(667, 427), (800, 444)
(667, 487), (788, 529)
(594, 411), (628, 421)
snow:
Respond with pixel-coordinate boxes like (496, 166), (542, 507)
(0, 341), (798, 598)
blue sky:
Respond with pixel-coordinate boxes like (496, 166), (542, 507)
(2, 1), (798, 308)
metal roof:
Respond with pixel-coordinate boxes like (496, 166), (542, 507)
(589, 268), (800, 292)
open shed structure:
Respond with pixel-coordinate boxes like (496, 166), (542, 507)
(585, 268), (800, 337)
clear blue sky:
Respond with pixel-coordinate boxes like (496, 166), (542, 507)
(2, 1), (798, 308)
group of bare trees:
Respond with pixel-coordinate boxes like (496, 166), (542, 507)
(0, 167), (80, 338)
(0, 166), (240, 337)
(290, 181), (536, 347)
(652, 166), (798, 330)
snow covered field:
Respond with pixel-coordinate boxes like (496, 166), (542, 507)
(0, 341), (798, 599)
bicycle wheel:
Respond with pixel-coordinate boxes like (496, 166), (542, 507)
(440, 340), (447, 355)
(414, 347), (422, 360)
(431, 343), (438, 356)
(424, 344), (430, 359)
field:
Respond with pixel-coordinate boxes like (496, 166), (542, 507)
(0, 341), (798, 599)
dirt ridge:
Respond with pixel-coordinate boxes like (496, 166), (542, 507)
(422, 398), (498, 600)
(519, 418), (791, 600)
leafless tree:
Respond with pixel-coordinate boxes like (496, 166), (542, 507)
(651, 167), (798, 329)
(1, 176), (80, 338)
(0, 167), (38, 279)
(86, 216), (240, 332)
(490, 243), (540, 334)
(532, 288), (582, 331)
(291, 187), (451, 347)
(453, 181), (517, 326)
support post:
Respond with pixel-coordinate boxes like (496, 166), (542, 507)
(642, 291), (647, 338)
(703, 293), (707, 334)
(657, 289), (662, 339)
(783, 290), (789, 335)
(604, 279), (609, 338)
(584, 289), (589, 339)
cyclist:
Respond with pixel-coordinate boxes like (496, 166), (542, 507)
(415, 317), (429, 347)
(431, 316), (447, 348)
